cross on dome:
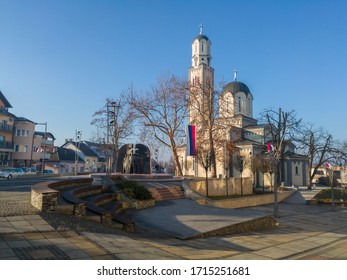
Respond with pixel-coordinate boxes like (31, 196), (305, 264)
(199, 24), (204, 35)
(234, 67), (238, 81)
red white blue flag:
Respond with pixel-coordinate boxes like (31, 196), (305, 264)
(325, 162), (331, 169)
(186, 125), (196, 156)
(267, 142), (273, 152)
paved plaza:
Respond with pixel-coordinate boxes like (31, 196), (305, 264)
(0, 187), (347, 260)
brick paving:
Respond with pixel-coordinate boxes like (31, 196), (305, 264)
(0, 186), (347, 260)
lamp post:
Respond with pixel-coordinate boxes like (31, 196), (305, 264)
(36, 122), (47, 174)
(106, 100), (121, 175)
(75, 130), (82, 176)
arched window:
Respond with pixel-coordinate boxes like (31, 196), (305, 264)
(202, 42), (204, 52)
(238, 96), (242, 112)
(295, 166), (299, 175)
(226, 96), (230, 113)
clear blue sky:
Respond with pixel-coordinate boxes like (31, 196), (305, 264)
(1, 0), (347, 148)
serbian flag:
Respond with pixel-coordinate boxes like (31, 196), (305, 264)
(267, 142), (273, 152)
(186, 125), (196, 156)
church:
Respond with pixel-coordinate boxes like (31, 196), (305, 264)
(178, 28), (309, 189)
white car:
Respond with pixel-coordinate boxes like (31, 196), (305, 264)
(0, 170), (13, 180)
(1, 168), (25, 177)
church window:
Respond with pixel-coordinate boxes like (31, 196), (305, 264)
(295, 166), (299, 175)
(195, 43), (197, 53)
(202, 43), (204, 52)
(226, 96), (230, 113)
(238, 96), (242, 112)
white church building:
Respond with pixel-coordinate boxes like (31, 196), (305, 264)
(178, 28), (309, 188)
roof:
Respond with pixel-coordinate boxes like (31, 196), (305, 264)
(0, 90), (12, 108)
(193, 34), (210, 43)
(57, 147), (84, 162)
(34, 131), (56, 140)
(223, 81), (251, 96)
(15, 117), (35, 123)
(64, 141), (99, 158)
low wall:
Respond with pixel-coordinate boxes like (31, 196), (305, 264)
(189, 177), (253, 197)
(195, 190), (295, 209)
(31, 178), (94, 212)
(31, 185), (59, 212)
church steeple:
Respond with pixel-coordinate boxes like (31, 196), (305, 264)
(191, 25), (212, 68)
(188, 27), (215, 124)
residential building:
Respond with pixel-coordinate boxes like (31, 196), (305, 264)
(45, 147), (84, 174)
(0, 90), (15, 166)
(62, 141), (99, 172)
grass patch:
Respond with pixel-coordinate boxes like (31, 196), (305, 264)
(314, 188), (347, 202)
(115, 180), (153, 201)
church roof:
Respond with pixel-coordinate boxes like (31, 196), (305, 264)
(193, 34), (210, 43)
(223, 81), (251, 95)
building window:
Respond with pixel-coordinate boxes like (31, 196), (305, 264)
(15, 145), (19, 152)
(24, 145), (29, 153)
(238, 96), (242, 112)
(202, 42), (204, 52)
(295, 166), (299, 175)
(226, 96), (230, 113)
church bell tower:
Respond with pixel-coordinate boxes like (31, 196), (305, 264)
(188, 25), (215, 124)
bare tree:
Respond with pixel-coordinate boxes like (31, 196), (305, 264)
(292, 123), (340, 187)
(260, 108), (301, 217)
(260, 108), (301, 186)
(127, 74), (188, 176)
(233, 155), (248, 196)
(188, 80), (224, 178)
(91, 96), (135, 172)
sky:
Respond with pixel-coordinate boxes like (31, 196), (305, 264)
(1, 0), (347, 154)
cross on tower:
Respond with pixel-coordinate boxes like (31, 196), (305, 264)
(199, 24), (204, 35)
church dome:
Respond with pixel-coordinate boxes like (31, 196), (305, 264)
(193, 34), (209, 43)
(223, 81), (251, 95)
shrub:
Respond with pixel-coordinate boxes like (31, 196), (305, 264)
(116, 180), (152, 200)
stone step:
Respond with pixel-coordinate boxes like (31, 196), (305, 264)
(148, 187), (185, 201)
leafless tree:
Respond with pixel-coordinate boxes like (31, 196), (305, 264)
(188, 80), (225, 178)
(260, 108), (302, 186)
(91, 96), (136, 172)
(127, 74), (188, 176)
(233, 154), (248, 196)
(292, 123), (340, 186)
(260, 107), (301, 217)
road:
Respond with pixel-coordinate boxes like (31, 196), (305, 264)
(0, 175), (65, 192)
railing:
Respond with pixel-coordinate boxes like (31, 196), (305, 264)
(0, 124), (14, 133)
(0, 141), (14, 149)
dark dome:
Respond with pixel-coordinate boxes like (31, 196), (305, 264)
(193, 34), (209, 43)
(223, 81), (251, 95)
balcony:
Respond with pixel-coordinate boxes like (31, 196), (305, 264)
(0, 141), (14, 151)
(0, 124), (14, 133)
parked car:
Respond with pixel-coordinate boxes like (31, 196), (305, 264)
(22, 167), (37, 174)
(0, 169), (12, 180)
(1, 168), (25, 177)
(43, 170), (53, 174)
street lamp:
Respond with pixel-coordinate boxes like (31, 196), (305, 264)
(35, 122), (47, 174)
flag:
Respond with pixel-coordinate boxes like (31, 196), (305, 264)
(325, 162), (331, 169)
(267, 142), (273, 152)
(186, 125), (196, 156)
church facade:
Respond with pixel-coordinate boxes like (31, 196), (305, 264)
(178, 29), (309, 188)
